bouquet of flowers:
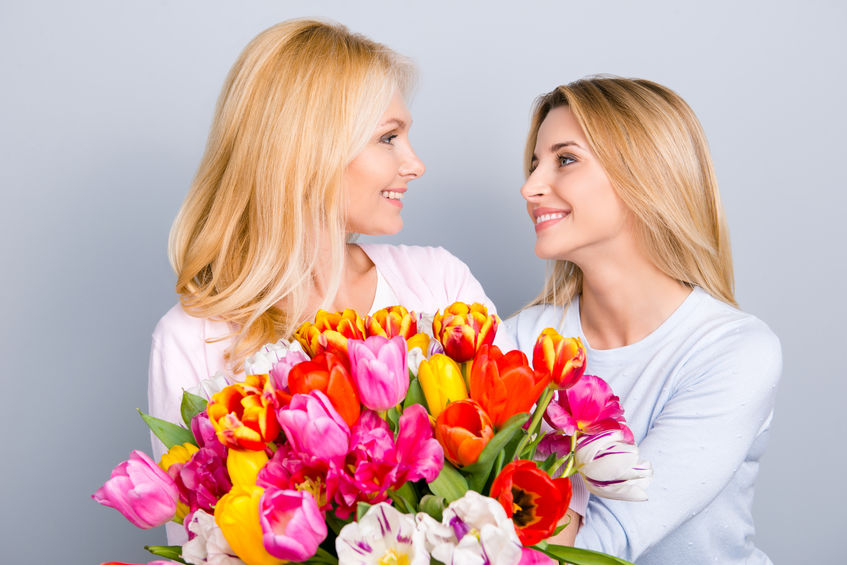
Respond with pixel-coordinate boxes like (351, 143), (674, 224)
(94, 303), (652, 565)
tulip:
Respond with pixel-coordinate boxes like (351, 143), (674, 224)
(365, 305), (418, 339)
(207, 373), (282, 451)
(294, 308), (366, 357)
(227, 447), (269, 487)
(434, 399), (494, 467)
(244, 338), (307, 382)
(469, 345), (550, 429)
(190, 411), (227, 459)
(544, 374), (634, 443)
(179, 446), (232, 513)
(532, 329), (586, 390)
(287, 351), (361, 426)
(393, 403), (444, 484)
(406, 331), (431, 357)
(277, 391), (351, 463)
(520, 548), (558, 565)
(490, 460), (572, 545)
(182, 509), (242, 565)
(215, 485), (284, 565)
(347, 336), (408, 411)
(158, 442), (199, 522)
(259, 488), (327, 561)
(432, 302), (499, 362)
(92, 450), (178, 529)
(416, 491), (522, 565)
(417, 354), (468, 418)
(337, 502), (429, 565)
(574, 429), (653, 501)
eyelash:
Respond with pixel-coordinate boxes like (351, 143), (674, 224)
(380, 133), (398, 145)
(528, 154), (576, 174)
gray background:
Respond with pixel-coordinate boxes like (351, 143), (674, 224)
(2, 1), (843, 562)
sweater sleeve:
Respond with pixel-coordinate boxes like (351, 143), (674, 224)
(574, 319), (782, 560)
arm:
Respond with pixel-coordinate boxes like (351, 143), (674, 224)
(574, 321), (782, 560)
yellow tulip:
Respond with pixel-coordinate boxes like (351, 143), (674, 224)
(406, 332), (431, 356)
(215, 485), (284, 565)
(227, 447), (269, 487)
(418, 354), (469, 418)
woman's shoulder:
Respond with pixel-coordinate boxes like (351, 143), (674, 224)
(360, 243), (464, 269)
(152, 302), (232, 347)
(503, 302), (572, 353)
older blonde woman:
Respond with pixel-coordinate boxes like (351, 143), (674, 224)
(505, 77), (781, 564)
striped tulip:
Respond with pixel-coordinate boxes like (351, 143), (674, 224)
(532, 329), (586, 390)
(432, 302), (499, 363)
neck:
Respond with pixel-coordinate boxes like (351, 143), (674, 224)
(576, 248), (691, 350)
(308, 240), (376, 315)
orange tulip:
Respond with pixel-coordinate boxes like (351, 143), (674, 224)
(434, 399), (494, 467)
(294, 309), (366, 358)
(207, 374), (282, 451)
(364, 305), (418, 339)
(287, 352), (361, 427)
(432, 302), (499, 362)
(532, 329), (586, 390)
(469, 345), (550, 429)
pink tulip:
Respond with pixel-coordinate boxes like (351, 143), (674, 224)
(520, 547), (557, 564)
(259, 488), (327, 561)
(92, 450), (178, 529)
(394, 403), (444, 484)
(190, 411), (227, 458)
(179, 446), (232, 512)
(347, 336), (408, 411)
(545, 374), (634, 443)
(277, 391), (351, 463)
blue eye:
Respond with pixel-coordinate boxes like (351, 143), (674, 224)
(381, 134), (398, 145)
(558, 155), (576, 167)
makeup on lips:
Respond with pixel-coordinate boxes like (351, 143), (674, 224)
(532, 207), (569, 232)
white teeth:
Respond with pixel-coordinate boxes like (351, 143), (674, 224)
(536, 212), (567, 224)
(381, 190), (405, 200)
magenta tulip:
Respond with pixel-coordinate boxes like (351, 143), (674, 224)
(347, 336), (409, 411)
(259, 488), (327, 561)
(545, 374), (634, 443)
(394, 403), (443, 484)
(190, 411), (227, 458)
(179, 447), (232, 512)
(277, 391), (351, 463)
(92, 450), (178, 529)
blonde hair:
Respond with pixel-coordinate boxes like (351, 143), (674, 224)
(526, 76), (736, 308)
(169, 19), (415, 370)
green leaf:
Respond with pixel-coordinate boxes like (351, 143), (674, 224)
(387, 406), (401, 433)
(461, 412), (530, 491)
(538, 452), (559, 474)
(138, 409), (196, 449)
(356, 501), (373, 521)
(403, 378), (426, 410)
(388, 481), (419, 513)
(180, 391), (209, 427)
(302, 546), (339, 564)
(418, 494), (447, 521)
(532, 543), (635, 565)
(145, 545), (186, 563)
(428, 461), (468, 502)
(324, 512), (349, 536)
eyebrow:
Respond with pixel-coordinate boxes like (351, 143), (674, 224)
(378, 118), (409, 129)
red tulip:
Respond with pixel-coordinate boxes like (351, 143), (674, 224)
(434, 399), (494, 467)
(432, 302), (499, 362)
(532, 329), (586, 390)
(287, 352), (361, 427)
(294, 309), (366, 358)
(490, 460), (572, 546)
(207, 374), (282, 451)
(469, 345), (551, 429)
(364, 305), (418, 339)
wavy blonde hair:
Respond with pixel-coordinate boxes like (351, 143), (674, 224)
(169, 19), (414, 370)
(526, 76), (736, 308)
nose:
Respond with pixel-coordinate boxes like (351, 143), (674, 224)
(520, 169), (549, 202)
(399, 146), (426, 179)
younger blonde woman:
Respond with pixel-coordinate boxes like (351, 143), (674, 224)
(505, 77), (781, 564)
(149, 20), (499, 456)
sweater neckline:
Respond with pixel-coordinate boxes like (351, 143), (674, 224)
(568, 286), (706, 360)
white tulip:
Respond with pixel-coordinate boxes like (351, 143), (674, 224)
(575, 429), (653, 501)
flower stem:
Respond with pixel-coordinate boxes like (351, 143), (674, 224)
(557, 433), (578, 478)
(513, 386), (554, 461)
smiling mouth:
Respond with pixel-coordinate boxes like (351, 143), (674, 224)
(381, 190), (405, 200)
(535, 212), (567, 224)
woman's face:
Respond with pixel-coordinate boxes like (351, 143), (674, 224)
(521, 106), (633, 264)
(343, 90), (425, 235)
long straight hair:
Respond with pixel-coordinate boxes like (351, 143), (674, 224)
(526, 77), (736, 308)
(169, 19), (414, 370)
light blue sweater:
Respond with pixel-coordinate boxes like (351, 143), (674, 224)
(504, 287), (781, 564)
